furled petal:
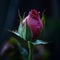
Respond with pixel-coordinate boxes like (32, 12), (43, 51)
(22, 9), (43, 38)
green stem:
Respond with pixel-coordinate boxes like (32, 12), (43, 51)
(28, 41), (32, 60)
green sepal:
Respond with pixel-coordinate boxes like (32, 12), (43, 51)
(22, 20), (32, 41)
(41, 9), (46, 28)
(32, 40), (48, 46)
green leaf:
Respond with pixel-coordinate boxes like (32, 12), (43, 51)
(20, 48), (28, 60)
(9, 37), (28, 60)
(8, 30), (28, 48)
(32, 40), (48, 46)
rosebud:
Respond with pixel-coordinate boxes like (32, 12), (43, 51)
(22, 9), (43, 38)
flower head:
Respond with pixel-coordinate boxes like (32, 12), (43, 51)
(22, 9), (43, 38)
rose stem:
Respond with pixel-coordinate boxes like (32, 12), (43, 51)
(28, 41), (32, 60)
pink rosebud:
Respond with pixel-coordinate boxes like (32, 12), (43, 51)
(22, 9), (43, 38)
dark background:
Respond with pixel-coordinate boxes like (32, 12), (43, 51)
(0, 0), (60, 60)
